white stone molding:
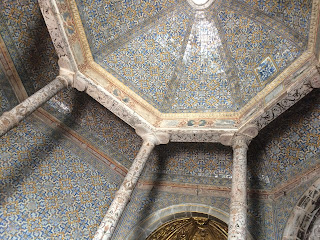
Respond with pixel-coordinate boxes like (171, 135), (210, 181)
(219, 124), (258, 146)
(219, 133), (235, 146)
(37, 0), (320, 144)
(38, 0), (77, 71)
(311, 67), (320, 88)
(308, 216), (320, 240)
(126, 203), (230, 240)
(253, 67), (318, 130)
(73, 72), (88, 92)
(125, 203), (255, 240)
(93, 129), (169, 240)
(84, 79), (151, 130)
(186, 0), (215, 9)
(283, 178), (320, 240)
(135, 124), (170, 145)
(238, 124), (259, 139)
(0, 75), (70, 137)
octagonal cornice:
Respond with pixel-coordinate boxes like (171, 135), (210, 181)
(39, 0), (320, 143)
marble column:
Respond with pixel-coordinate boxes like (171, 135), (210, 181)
(228, 135), (251, 240)
(94, 127), (170, 240)
(0, 75), (70, 137)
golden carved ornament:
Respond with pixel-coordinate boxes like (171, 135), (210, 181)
(146, 217), (228, 240)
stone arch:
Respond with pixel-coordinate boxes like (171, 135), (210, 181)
(125, 203), (254, 240)
(282, 178), (320, 240)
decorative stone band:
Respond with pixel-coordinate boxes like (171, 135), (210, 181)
(254, 72), (320, 130)
(228, 134), (254, 240)
(220, 124), (258, 147)
(39, 0), (77, 71)
(93, 126), (170, 240)
(0, 75), (69, 137)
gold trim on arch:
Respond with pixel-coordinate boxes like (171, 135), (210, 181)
(146, 216), (228, 240)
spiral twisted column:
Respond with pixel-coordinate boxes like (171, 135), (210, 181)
(0, 75), (71, 137)
(94, 127), (170, 240)
(228, 135), (251, 240)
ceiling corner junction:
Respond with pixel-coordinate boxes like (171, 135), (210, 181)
(41, 0), (320, 144)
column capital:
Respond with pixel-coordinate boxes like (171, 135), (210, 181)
(219, 124), (258, 147)
(135, 125), (170, 145)
(232, 134), (252, 149)
(58, 57), (75, 87)
(58, 69), (74, 87)
(311, 68), (320, 88)
(73, 72), (88, 92)
(232, 124), (258, 149)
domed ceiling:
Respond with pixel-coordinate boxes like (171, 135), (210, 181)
(41, 0), (319, 138)
(76, 0), (310, 114)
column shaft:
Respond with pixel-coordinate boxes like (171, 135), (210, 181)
(0, 76), (68, 137)
(229, 136), (250, 240)
(94, 140), (156, 240)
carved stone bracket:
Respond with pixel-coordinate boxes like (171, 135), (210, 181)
(219, 124), (258, 147)
(135, 124), (170, 145)
(72, 72), (88, 92)
(311, 67), (320, 88)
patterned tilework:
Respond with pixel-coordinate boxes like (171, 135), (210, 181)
(99, 4), (193, 109)
(112, 188), (230, 240)
(217, 8), (302, 107)
(0, 117), (122, 239)
(75, 0), (308, 113)
(142, 142), (233, 186)
(113, 188), (280, 240)
(249, 89), (320, 189)
(274, 180), (314, 240)
(237, 0), (313, 39)
(247, 198), (275, 240)
(0, 0), (59, 95)
(0, 65), (18, 114)
(75, 0), (181, 54)
(42, 88), (142, 169)
(170, 11), (235, 112)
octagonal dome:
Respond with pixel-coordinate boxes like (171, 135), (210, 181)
(74, 0), (311, 114)
(52, 0), (319, 132)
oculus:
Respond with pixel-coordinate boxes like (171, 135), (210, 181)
(187, 0), (214, 9)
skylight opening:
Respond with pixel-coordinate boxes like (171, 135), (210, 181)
(192, 0), (209, 5)
(187, 0), (214, 9)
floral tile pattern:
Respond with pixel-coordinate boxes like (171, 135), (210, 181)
(0, 0), (59, 96)
(0, 117), (122, 239)
(113, 188), (230, 240)
(75, 0), (310, 113)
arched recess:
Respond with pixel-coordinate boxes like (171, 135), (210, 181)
(125, 203), (254, 240)
(282, 178), (320, 240)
